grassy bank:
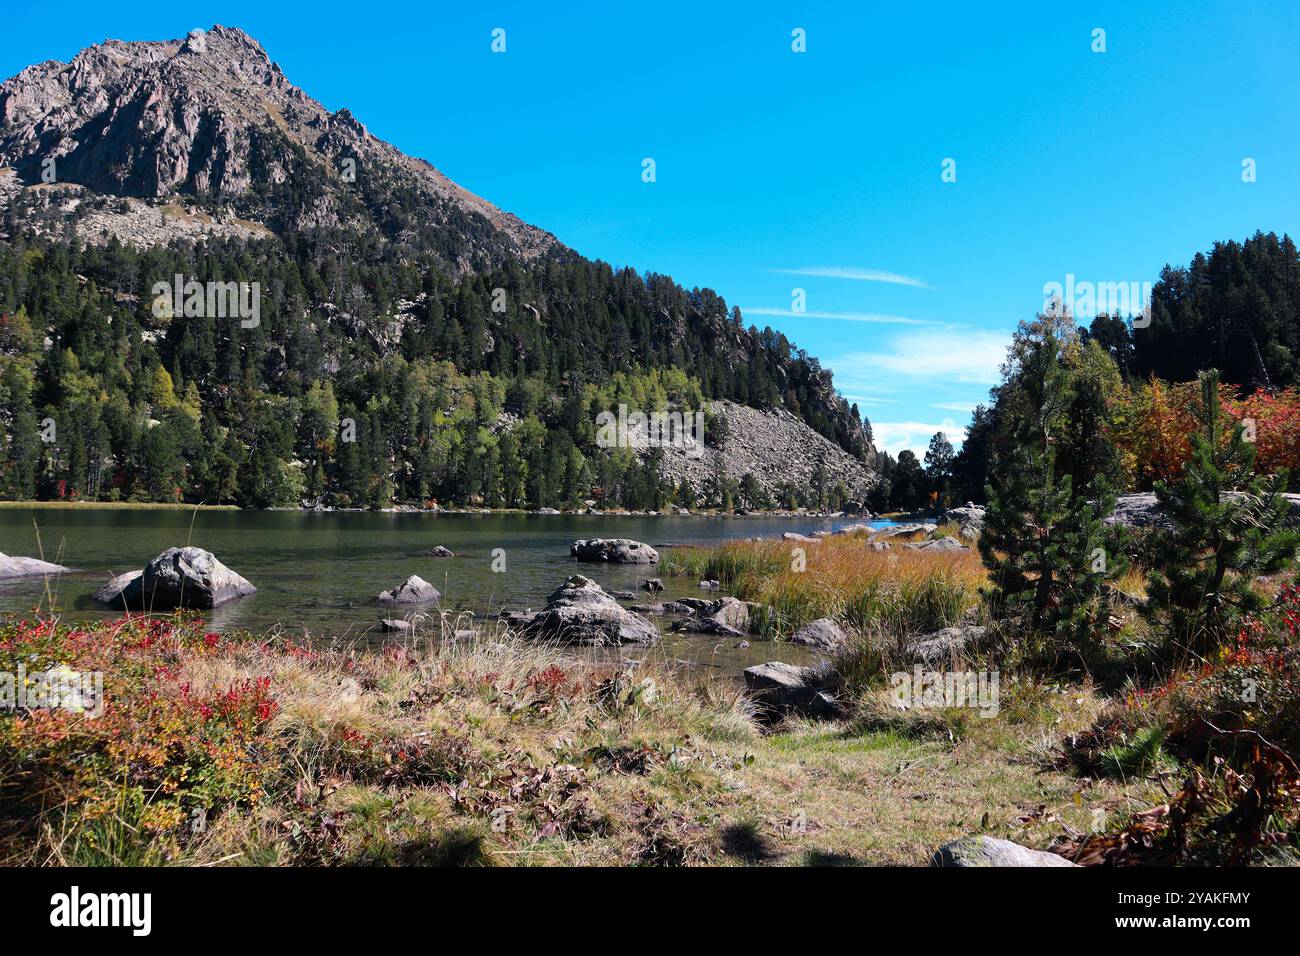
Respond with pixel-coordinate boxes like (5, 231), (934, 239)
(665, 530), (1300, 864)
(0, 612), (1164, 866)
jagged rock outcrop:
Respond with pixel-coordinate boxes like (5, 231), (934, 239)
(0, 25), (561, 270)
(504, 575), (660, 646)
(378, 574), (440, 604)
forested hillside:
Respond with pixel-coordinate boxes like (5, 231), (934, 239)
(1128, 231), (1299, 388)
(0, 233), (873, 508)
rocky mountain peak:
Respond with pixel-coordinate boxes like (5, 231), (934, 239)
(0, 25), (562, 270)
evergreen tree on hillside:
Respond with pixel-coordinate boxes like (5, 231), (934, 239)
(1142, 369), (1300, 651)
(1132, 232), (1300, 389)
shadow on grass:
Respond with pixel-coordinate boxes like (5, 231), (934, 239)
(718, 821), (779, 863)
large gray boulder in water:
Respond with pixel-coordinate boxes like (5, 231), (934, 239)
(672, 596), (755, 636)
(93, 547), (255, 610)
(0, 552), (73, 580)
(931, 835), (1077, 867)
(505, 575), (660, 646)
(570, 538), (660, 564)
(378, 574), (441, 604)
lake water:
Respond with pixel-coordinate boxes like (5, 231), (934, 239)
(0, 508), (898, 675)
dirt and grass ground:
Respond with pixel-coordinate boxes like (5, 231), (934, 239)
(0, 608), (1166, 867)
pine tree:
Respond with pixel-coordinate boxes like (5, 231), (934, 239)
(890, 451), (923, 511)
(1142, 369), (1300, 651)
(978, 323), (1126, 651)
(923, 431), (955, 506)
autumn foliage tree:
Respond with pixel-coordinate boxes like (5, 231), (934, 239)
(1142, 370), (1300, 653)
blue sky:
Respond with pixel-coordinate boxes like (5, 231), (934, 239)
(3, 1), (1297, 457)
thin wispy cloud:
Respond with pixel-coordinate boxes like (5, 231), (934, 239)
(833, 328), (1010, 384)
(843, 394), (903, 406)
(769, 266), (934, 290)
(741, 307), (938, 326)
(931, 401), (977, 412)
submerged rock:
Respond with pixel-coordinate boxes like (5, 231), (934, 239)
(570, 538), (660, 564)
(675, 618), (747, 638)
(378, 574), (441, 604)
(931, 835), (1076, 868)
(381, 618), (413, 633)
(507, 575), (660, 646)
(0, 552), (74, 579)
(421, 546), (455, 557)
(629, 600), (697, 616)
(92, 569), (144, 609)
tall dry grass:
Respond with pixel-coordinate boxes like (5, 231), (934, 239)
(667, 536), (988, 640)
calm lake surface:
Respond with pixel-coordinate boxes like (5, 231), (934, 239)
(0, 509), (898, 675)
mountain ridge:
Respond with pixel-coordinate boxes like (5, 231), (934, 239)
(0, 25), (563, 271)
